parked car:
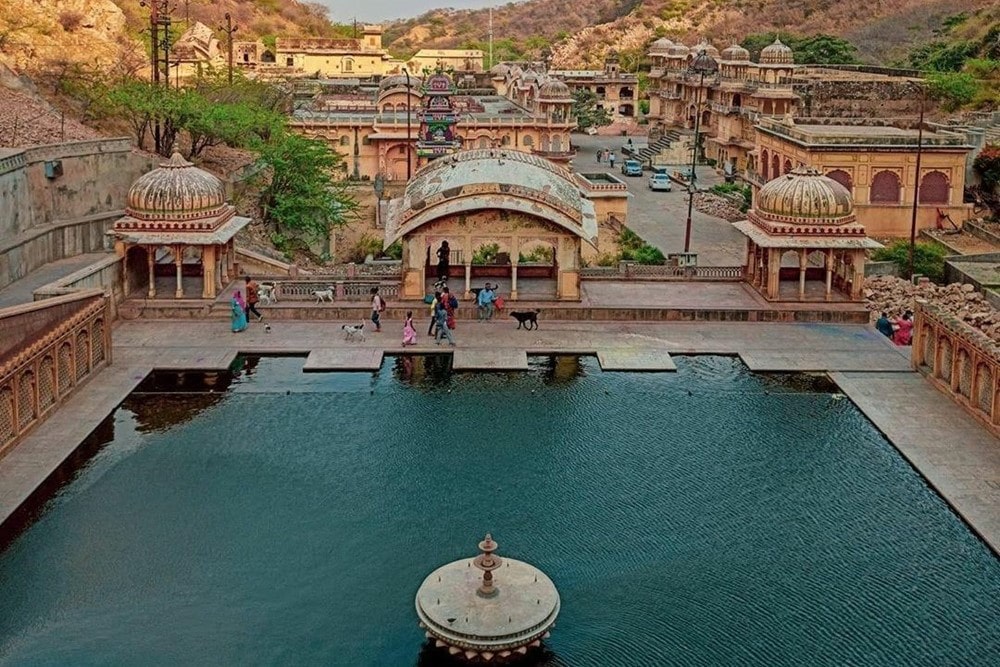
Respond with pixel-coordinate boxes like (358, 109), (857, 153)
(648, 173), (672, 191)
(621, 159), (643, 177)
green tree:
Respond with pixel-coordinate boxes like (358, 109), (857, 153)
(927, 71), (980, 111)
(256, 132), (358, 242)
(871, 241), (948, 282)
(741, 32), (860, 64)
(572, 88), (611, 130)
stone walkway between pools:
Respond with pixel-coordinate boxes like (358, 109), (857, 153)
(1, 319), (998, 557)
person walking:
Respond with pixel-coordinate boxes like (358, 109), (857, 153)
(477, 282), (496, 322)
(427, 290), (441, 337)
(596, 149), (602, 164)
(370, 286), (385, 333)
(231, 290), (248, 333)
(434, 299), (456, 346)
(441, 286), (457, 331)
(608, 151), (616, 169)
(244, 276), (264, 322)
(436, 240), (451, 283)
(402, 310), (417, 346)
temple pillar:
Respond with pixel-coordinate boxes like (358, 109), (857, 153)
(147, 245), (157, 298)
(511, 261), (519, 300)
(851, 250), (866, 300)
(464, 263), (472, 299)
(121, 244), (131, 297)
(173, 244), (184, 298)
(220, 242), (230, 285)
(798, 249), (807, 300)
(227, 239), (236, 276)
(202, 244), (217, 299)
(767, 249), (780, 300)
(825, 249), (834, 300)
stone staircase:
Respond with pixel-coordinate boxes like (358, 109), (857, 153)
(636, 129), (683, 163)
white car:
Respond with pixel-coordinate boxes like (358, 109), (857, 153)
(648, 173), (672, 191)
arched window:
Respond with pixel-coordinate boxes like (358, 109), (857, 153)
(339, 136), (350, 146)
(551, 135), (562, 152)
(342, 57), (354, 72)
(826, 169), (853, 193)
(783, 159), (792, 175)
(477, 136), (491, 149)
(870, 171), (901, 204)
(771, 154), (780, 179)
(540, 134), (550, 151)
(919, 171), (950, 204)
(522, 135), (534, 147)
(761, 149), (770, 180)
(501, 135), (511, 146)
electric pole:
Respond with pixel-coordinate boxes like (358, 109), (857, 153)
(141, 0), (173, 152)
(220, 12), (238, 85)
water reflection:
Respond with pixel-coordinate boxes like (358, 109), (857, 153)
(390, 354), (454, 388)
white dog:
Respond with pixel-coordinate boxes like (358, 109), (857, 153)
(342, 321), (366, 341)
(259, 282), (278, 305)
(312, 286), (335, 303)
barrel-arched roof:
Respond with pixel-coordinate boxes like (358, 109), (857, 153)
(384, 150), (597, 247)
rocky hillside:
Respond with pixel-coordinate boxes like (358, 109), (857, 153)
(384, 0), (995, 68)
(0, 0), (343, 75)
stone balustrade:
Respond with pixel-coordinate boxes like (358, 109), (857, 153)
(913, 303), (1000, 435)
(580, 264), (743, 280)
(0, 290), (111, 459)
(255, 279), (400, 302)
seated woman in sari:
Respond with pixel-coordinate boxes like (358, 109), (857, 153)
(892, 311), (913, 346)
(232, 291), (248, 333)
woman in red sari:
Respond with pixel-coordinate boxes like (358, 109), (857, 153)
(892, 311), (913, 346)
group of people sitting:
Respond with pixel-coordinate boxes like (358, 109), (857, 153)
(876, 310), (914, 346)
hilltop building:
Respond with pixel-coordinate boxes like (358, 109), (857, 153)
(171, 22), (225, 81)
(406, 49), (484, 74)
(274, 26), (403, 78)
(290, 68), (576, 181)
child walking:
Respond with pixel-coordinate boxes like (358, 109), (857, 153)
(402, 310), (417, 346)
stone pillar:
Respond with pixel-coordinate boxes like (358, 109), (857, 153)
(174, 245), (185, 298)
(227, 239), (236, 276)
(798, 249), (807, 300)
(220, 243), (230, 285)
(464, 262), (472, 299)
(851, 250), (865, 301)
(147, 245), (157, 298)
(825, 249), (834, 300)
(202, 244), (217, 299)
(511, 261), (519, 300)
(767, 249), (780, 300)
(121, 244), (131, 298)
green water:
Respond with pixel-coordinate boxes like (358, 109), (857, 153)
(0, 355), (997, 666)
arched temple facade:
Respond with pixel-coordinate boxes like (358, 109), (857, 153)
(383, 150), (598, 301)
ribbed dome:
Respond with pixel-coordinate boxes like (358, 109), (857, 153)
(755, 167), (854, 223)
(648, 37), (674, 55)
(537, 79), (573, 101)
(379, 73), (420, 91)
(721, 43), (750, 62)
(125, 153), (227, 222)
(760, 38), (794, 65)
(490, 63), (510, 78)
(692, 39), (720, 59)
(520, 69), (539, 83)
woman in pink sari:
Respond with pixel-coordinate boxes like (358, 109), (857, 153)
(402, 310), (417, 346)
(892, 311), (913, 346)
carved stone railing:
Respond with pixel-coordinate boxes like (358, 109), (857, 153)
(259, 279), (400, 302)
(0, 290), (112, 459)
(580, 264), (743, 280)
(913, 303), (1000, 435)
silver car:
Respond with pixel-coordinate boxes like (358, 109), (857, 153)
(648, 173), (672, 191)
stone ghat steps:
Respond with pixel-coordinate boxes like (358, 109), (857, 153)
(121, 300), (870, 324)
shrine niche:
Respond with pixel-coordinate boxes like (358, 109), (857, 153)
(416, 72), (462, 160)
(384, 150), (598, 301)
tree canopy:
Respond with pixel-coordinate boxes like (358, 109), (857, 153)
(572, 88), (612, 130)
(740, 33), (860, 65)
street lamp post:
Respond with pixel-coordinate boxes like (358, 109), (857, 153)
(403, 67), (412, 180)
(683, 49), (719, 255)
(908, 83), (925, 281)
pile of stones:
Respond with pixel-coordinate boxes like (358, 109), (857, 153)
(865, 276), (1000, 342)
(693, 192), (744, 222)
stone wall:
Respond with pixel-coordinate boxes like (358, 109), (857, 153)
(794, 80), (930, 119)
(32, 255), (128, 321)
(0, 138), (155, 290)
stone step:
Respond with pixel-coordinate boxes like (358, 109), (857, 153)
(597, 349), (677, 371)
(451, 348), (529, 370)
(303, 348), (383, 371)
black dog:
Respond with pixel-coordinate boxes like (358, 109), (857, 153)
(510, 310), (539, 330)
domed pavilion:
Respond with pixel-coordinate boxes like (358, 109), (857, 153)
(732, 166), (881, 301)
(110, 153), (251, 300)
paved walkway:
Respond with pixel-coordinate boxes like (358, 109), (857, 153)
(570, 133), (746, 266)
(0, 252), (112, 309)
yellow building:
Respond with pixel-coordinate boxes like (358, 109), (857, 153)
(290, 69), (577, 182)
(407, 49), (484, 74)
(752, 118), (974, 236)
(646, 37), (798, 174)
(275, 26), (402, 78)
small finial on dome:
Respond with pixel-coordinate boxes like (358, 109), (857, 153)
(162, 152), (193, 169)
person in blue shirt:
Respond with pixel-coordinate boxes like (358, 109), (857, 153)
(875, 311), (894, 338)
(477, 283), (496, 322)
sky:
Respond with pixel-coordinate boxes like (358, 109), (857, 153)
(314, 0), (502, 23)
